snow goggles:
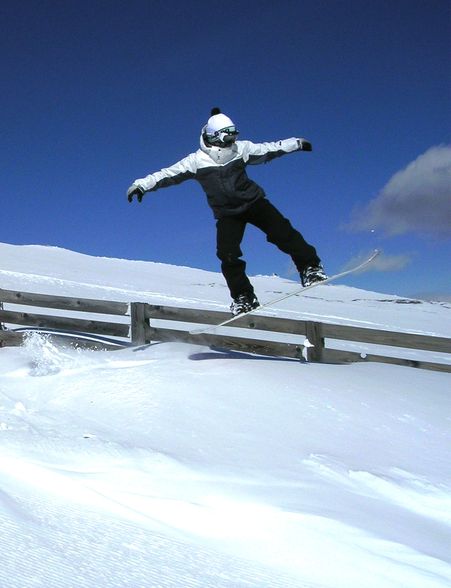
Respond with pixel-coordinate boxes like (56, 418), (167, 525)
(216, 125), (238, 136)
(212, 126), (239, 144)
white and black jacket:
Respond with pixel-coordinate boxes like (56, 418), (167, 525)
(132, 134), (306, 219)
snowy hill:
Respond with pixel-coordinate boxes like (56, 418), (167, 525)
(0, 243), (450, 588)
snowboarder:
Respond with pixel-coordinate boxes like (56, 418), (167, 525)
(127, 108), (327, 315)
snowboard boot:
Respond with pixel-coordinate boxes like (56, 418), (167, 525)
(301, 263), (328, 287)
(230, 292), (260, 316)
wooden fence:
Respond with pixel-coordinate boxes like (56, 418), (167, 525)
(0, 288), (450, 372)
(0, 288), (130, 350)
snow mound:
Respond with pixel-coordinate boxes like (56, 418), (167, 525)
(0, 243), (450, 587)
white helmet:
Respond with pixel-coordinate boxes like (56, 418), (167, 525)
(203, 107), (239, 147)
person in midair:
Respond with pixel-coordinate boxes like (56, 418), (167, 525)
(127, 108), (327, 315)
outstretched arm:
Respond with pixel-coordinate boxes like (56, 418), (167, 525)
(127, 153), (198, 203)
(241, 137), (312, 166)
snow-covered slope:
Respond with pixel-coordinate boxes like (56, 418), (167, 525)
(1, 242), (450, 336)
(0, 243), (450, 588)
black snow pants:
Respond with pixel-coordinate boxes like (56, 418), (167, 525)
(216, 198), (320, 299)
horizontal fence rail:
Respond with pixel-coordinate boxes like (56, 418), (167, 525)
(0, 288), (128, 315)
(0, 309), (129, 338)
(0, 288), (130, 348)
(0, 289), (450, 372)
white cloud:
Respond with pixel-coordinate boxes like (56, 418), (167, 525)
(370, 252), (412, 272)
(347, 145), (451, 237)
(343, 251), (412, 273)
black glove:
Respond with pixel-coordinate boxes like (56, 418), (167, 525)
(127, 185), (145, 203)
(298, 139), (312, 151)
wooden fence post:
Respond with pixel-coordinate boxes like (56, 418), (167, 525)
(130, 302), (148, 345)
(305, 321), (324, 363)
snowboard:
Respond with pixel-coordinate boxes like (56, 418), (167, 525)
(190, 249), (380, 335)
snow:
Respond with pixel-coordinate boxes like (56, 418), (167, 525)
(0, 243), (450, 588)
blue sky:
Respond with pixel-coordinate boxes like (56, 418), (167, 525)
(2, 0), (450, 299)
